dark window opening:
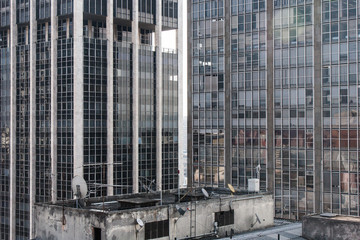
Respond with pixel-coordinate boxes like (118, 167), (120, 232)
(93, 227), (101, 240)
(145, 220), (169, 239)
(215, 210), (234, 227)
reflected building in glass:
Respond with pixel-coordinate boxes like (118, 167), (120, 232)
(0, 0), (182, 239)
(189, 0), (360, 220)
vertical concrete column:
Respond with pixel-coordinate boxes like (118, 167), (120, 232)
(29, 0), (37, 237)
(73, 1), (84, 178)
(132, 0), (139, 193)
(266, 1), (274, 193)
(224, 0), (232, 185)
(186, 0), (193, 187)
(107, 0), (115, 196)
(9, 1), (17, 239)
(155, 0), (163, 191)
(177, 0), (186, 187)
(51, 0), (58, 203)
(313, 0), (322, 214)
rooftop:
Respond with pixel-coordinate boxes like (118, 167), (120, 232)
(37, 187), (269, 213)
(219, 220), (303, 240)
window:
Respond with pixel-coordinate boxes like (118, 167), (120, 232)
(215, 210), (234, 226)
(145, 220), (169, 240)
(93, 227), (101, 240)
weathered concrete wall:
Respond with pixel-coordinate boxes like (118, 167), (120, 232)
(35, 194), (274, 240)
(34, 205), (107, 240)
(303, 215), (360, 240)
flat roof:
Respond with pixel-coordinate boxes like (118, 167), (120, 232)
(36, 187), (270, 213)
(311, 214), (360, 223)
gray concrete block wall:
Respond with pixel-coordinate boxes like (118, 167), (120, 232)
(303, 215), (360, 240)
(34, 194), (274, 240)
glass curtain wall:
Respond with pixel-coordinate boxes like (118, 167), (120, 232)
(15, 23), (30, 240)
(230, 0), (267, 191)
(56, 15), (74, 200)
(138, 44), (157, 191)
(0, 0), (10, 27)
(273, 0), (315, 220)
(162, 50), (178, 190)
(83, 19), (108, 197)
(114, 0), (132, 19)
(321, 0), (360, 216)
(192, 0), (226, 187)
(0, 27), (10, 240)
(35, 18), (51, 203)
(113, 25), (133, 195)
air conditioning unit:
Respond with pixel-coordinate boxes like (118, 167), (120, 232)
(248, 178), (260, 193)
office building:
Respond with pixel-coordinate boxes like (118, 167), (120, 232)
(188, 0), (360, 220)
(0, 0), (182, 239)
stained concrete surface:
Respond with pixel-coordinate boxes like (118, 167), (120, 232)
(219, 220), (304, 240)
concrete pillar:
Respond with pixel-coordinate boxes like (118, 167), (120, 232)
(9, 1), (17, 239)
(29, 0), (37, 238)
(224, 0), (232, 185)
(186, 0), (193, 188)
(177, 0), (186, 187)
(51, 0), (58, 203)
(132, 0), (139, 193)
(266, 0), (274, 193)
(107, 0), (114, 196)
(313, 0), (322, 214)
(155, 0), (163, 192)
(73, 1), (84, 178)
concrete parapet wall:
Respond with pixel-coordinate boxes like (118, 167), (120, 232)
(303, 215), (360, 240)
(34, 194), (274, 240)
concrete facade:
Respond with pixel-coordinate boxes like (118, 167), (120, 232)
(34, 192), (274, 240)
(302, 215), (360, 240)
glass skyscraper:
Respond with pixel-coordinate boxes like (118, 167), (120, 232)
(0, 0), (182, 239)
(189, 0), (360, 220)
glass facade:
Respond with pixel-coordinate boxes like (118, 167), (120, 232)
(192, 0), (226, 187)
(114, 0), (132, 20)
(273, 0), (315, 219)
(138, 44), (157, 191)
(162, 50), (179, 190)
(15, 26), (30, 240)
(0, 1), (180, 238)
(57, 17), (74, 200)
(35, 21), (52, 203)
(36, 0), (50, 19)
(321, 0), (360, 216)
(113, 39), (133, 195)
(83, 20), (108, 197)
(57, 0), (73, 16)
(189, 0), (360, 220)
(84, 0), (107, 16)
(162, 0), (178, 29)
(0, 0), (10, 27)
(230, 0), (267, 191)
(0, 28), (10, 240)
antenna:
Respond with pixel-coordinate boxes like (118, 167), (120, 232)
(251, 213), (262, 227)
(201, 188), (209, 199)
(136, 218), (144, 228)
(71, 175), (88, 208)
(227, 184), (236, 195)
(255, 213), (261, 224)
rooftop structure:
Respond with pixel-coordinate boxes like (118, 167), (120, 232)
(34, 188), (274, 240)
(303, 214), (360, 240)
